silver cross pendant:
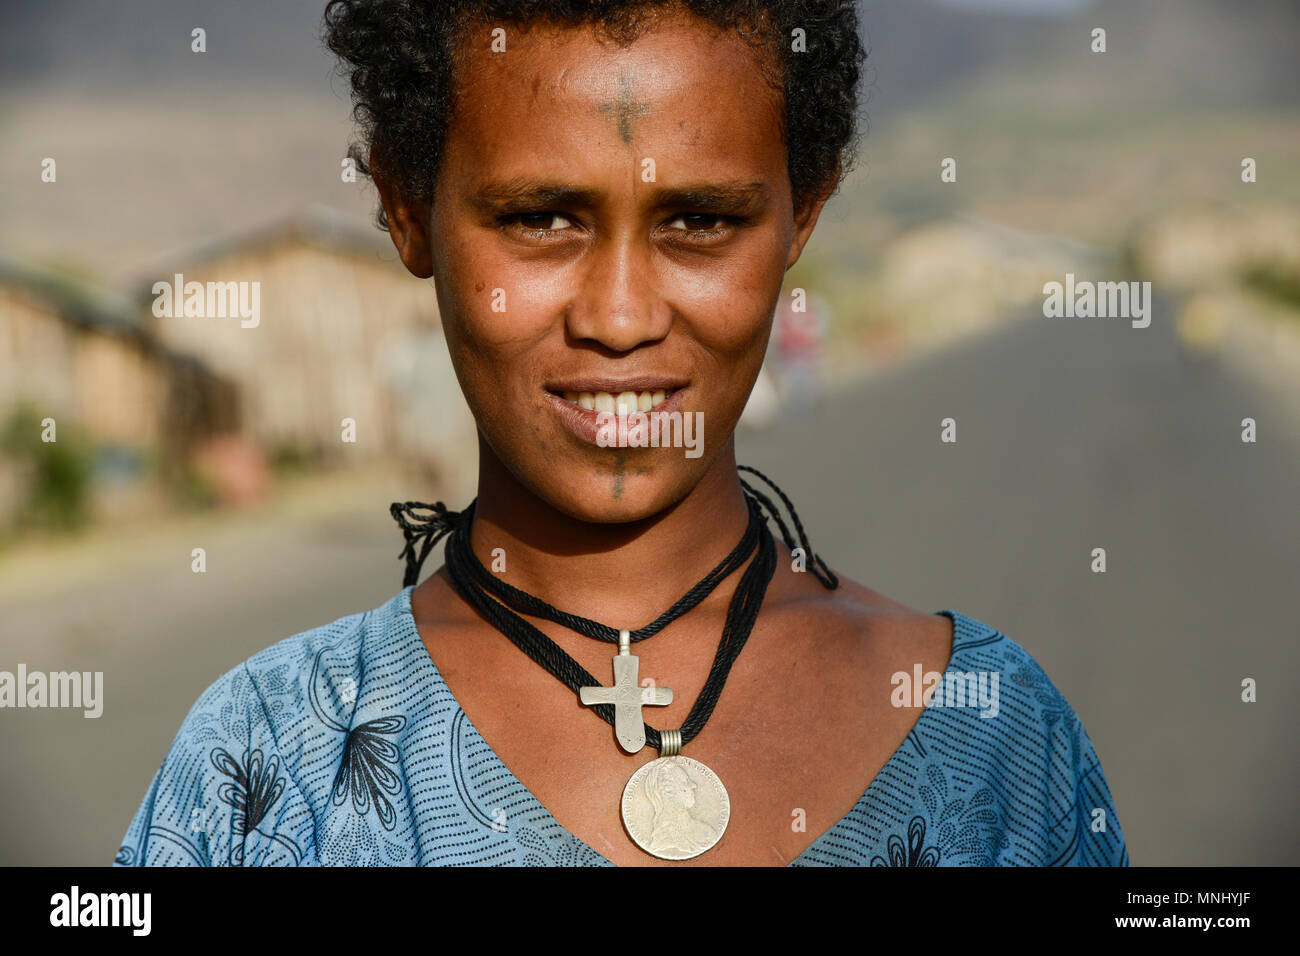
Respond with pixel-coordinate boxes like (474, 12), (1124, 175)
(579, 630), (673, 753)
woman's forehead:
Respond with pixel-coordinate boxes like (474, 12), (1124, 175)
(442, 17), (785, 183)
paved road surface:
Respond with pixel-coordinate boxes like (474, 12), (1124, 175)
(1, 305), (1296, 865)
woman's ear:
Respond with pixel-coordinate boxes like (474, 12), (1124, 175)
(372, 147), (434, 278)
(786, 160), (841, 271)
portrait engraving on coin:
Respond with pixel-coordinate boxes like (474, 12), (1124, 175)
(621, 755), (729, 860)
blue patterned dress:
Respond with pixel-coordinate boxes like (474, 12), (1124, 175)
(114, 585), (1129, 866)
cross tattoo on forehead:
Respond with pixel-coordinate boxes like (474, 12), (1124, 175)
(597, 72), (652, 144)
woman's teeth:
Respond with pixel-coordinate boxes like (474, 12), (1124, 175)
(561, 389), (670, 412)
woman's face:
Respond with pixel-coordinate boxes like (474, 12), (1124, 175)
(393, 12), (828, 523)
(662, 764), (696, 808)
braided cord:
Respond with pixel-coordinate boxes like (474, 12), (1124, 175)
(390, 467), (836, 752)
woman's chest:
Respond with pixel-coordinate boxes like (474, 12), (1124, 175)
(419, 608), (952, 866)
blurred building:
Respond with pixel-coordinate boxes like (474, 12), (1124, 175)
(877, 215), (1111, 336)
(0, 205), (478, 530)
(132, 205), (476, 486)
(1, 253), (162, 446)
(1132, 206), (1300, 290)
(0, 252), (235, 527)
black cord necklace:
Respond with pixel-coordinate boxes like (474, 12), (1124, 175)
(440, 496), (764, 644)
(390, 465), (837, 861)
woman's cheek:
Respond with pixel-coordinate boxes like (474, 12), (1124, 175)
(456, 277), (555, 349)
(680, 296), (775, 366)
(669, 253), (783, 349)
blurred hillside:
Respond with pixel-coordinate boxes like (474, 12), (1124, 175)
(804, 0), (1300, 365)
(2, 0), (1297, 397)
(1, 0), (1295, 282)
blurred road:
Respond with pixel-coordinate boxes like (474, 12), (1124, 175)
(2, 304), (1297, 865)
(739, 304), (1300, 866)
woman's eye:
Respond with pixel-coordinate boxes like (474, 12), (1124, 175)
(511, 212), (572, 232)
(500, 211), (736, 241)
(666, 213), (727, 232)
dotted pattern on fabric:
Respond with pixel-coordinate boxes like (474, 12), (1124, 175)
(115, 586), (1129, 867)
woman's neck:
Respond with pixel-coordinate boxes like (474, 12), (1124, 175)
(467, 437), (753, 631)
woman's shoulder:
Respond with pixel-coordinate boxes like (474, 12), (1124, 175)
(795, 575), (1128, 865)
(839, 582), (1099, 752)
(163, 589), (406, 737)
(811, 572), (1082, 727)
(115, 587), (421, 867)
(885, 604), (1129, 866)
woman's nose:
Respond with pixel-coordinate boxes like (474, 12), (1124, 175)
(564, 239), (672, 352)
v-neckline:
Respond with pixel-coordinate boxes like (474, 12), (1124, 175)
(397, 584), (967, 866)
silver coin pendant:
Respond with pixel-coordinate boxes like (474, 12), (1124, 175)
(620, 755), (730, 861)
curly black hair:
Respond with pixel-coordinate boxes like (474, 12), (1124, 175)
(323, 0), (866, 230)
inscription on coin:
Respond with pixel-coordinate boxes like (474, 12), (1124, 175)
(621, 755), (729, 860)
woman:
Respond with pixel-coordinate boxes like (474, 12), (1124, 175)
(115, 0), (1128, 867)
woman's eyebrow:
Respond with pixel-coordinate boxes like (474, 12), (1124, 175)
(472, 180), (601, 212)
(471, 179), (769, 213)
(654, 183), (769, 213)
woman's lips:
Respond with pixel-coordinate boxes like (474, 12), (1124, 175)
(545, 387), (687, 445)
(563, 388), (672, 413)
